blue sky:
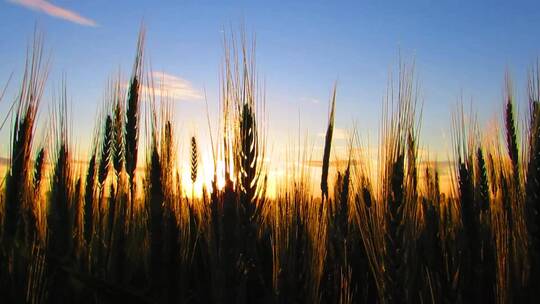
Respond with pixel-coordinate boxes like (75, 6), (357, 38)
(1, 0), (540, 164)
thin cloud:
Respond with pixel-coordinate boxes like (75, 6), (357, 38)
(147, 71), (203, 101)
(300, 96), (320, 104)
(317, 128), (349, 140)
(8, 0), (97, 27)
(305, 159), (362, 168)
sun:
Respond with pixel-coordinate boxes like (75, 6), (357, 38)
(181, 151), (227, 198)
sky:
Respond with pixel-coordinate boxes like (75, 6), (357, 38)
(1, 0), (540, 191)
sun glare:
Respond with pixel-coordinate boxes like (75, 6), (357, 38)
(180, 151), (227, 198)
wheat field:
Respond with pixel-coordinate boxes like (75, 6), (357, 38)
(1, 28), (540, 304)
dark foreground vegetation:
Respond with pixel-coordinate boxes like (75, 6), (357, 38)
(2, 29), (540, 304)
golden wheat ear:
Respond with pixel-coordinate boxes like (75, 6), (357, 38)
(4, 31), (48, 247)
(125, 27), (145, 195)
(191, 136), (198, 185)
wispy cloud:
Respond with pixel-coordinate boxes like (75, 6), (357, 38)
(8, 0), (97, 27)
(317, 128), (349, 140)
(147, 71), (203, 101)
(305, 159), (363, 168)
(300, 96), (320, 104)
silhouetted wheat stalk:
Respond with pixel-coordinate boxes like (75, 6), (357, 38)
(4, 33), (48, 247)
(113, 81), (125, 175)
(1, 33), (48, 302)
(526, 61), (540, 299)
(321, 85), (336, 201)
(46, 86), (75, 302)
(125, 29), (145, 221)
(84, 151), (96, 246)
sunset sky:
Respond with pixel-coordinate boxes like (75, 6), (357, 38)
(1, 0), (540, 192)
